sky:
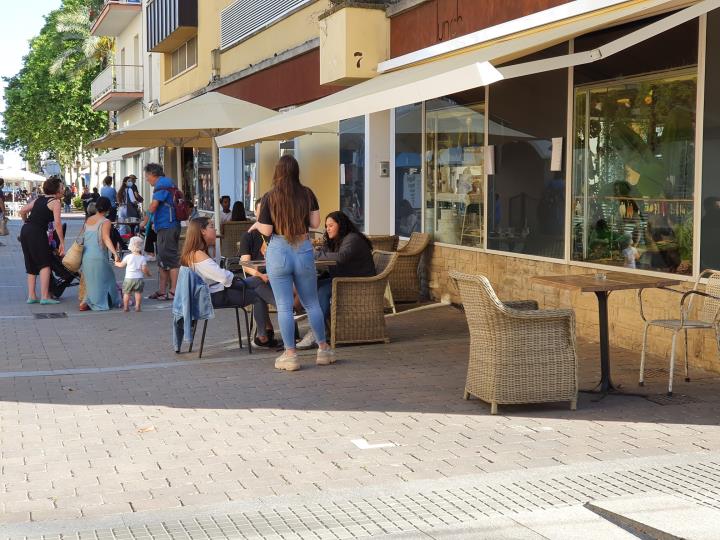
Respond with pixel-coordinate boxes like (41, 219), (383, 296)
(0, 0), (63, 169)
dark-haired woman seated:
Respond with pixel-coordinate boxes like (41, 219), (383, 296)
(296, 211), (375, 349)
(181, 216), (279, 348)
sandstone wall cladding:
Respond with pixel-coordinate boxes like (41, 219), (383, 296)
(427, 245), (719, 374)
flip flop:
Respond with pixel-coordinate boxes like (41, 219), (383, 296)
(147, 291), (167, 300)
(26, 298), (39, 304)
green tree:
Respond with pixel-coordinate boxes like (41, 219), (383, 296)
(50, 4), (114, 75)
(1, 1), (108, 177)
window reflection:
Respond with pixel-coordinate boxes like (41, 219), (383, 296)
(487, 69), (567, 258)
(339, 116), (365, 230)
(572, 74), (696, 274)
(395, 104), (422, 237)
(701, 10), (720, 272)
(242, 145), (257, 214)
(425, 93), (485, 247)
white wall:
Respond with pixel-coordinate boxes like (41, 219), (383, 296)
(219, 148), (243, 203)
(364, 110), (392, 234)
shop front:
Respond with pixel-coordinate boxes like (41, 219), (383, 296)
(413, 9), (717, 370)
(217, 2), (720, 372)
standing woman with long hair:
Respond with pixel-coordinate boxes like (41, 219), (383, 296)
(251, 155), (333, 371)
(19, 176), (65, 304)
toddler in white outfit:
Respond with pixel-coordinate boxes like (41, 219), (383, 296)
(115, 236), (151, 312)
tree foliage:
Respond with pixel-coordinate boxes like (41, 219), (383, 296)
(1, 0), (109, 171)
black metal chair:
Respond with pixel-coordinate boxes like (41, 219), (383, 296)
(188, 307), (253, 358)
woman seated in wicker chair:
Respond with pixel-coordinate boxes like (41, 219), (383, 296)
(296, 211), (375, 349)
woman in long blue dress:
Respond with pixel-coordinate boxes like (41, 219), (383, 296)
(80, 197), (120, 311)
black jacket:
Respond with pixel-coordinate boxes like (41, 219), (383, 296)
(317, 232), (375, 278)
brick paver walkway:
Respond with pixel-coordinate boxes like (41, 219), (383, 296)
(2, 218), (720, 538)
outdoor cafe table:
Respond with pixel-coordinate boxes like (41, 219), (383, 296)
(531, 272), (680, 393)
(240, 259), (336, 272)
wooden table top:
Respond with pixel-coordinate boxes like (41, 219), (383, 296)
(531, 271), (681, 293)
(241, 259), (337, 271)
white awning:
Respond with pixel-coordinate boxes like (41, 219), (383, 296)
(94, 147), (144, 163)
(217, 0), (713, 149)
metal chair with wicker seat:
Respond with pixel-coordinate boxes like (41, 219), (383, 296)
(388, 232), (430, 303)
(450, 271), (578, 414)
(220, 221), (252, 260)
(638, 269), (720, 396)
(330, 250), (399, 348)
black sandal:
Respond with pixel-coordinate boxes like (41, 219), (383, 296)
(254, 334), (279, 348)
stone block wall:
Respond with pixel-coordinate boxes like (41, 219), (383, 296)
(426, 244), (720, 374)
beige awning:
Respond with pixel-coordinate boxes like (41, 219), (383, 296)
(90, 92), (277, 149)
(90, 92), (279, 241)
(94, 147), (144, 163)
(216, 0), (706, 149)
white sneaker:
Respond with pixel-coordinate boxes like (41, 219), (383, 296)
(316, 347), (336, 366)
(275, 351), (300, 371)
(296, 330), (317, 350)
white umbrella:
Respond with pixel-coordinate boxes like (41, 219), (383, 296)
(90, 92), (277, 239)
(0, 168), (46, 183)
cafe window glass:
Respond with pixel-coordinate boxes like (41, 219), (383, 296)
(195, 148), (214, 212)
(700, 10), (720, 271)
(395, 103), (422, 237)
(339, 116), (366, 230)
(572, 72), (697, 274)
(487, 68), (567, 258)
(425, 89), (485, 247)
(242, 144), (257, 216)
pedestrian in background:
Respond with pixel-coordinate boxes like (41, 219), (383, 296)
(145, 163), (180, 300)
(231, 201), (247, 222)
(0, 178), (7, 246)
(100, 175), (117, 222)
(63, 185), (72, 214)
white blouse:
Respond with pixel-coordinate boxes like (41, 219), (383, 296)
(192, 258), (233, 293)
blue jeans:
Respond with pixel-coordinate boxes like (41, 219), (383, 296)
(317, 277), (332, 322)
(266, 236), (326, 349)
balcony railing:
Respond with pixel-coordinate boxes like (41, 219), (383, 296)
(91, 64), (143, 110)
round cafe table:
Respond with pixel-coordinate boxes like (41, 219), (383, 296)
(532, 271), (680, 394)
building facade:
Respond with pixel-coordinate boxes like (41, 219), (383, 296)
(101, 0), (720, 373)
(91, 0), (161, 193)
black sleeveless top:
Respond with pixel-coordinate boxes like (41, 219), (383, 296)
(28, 197), (55, 229)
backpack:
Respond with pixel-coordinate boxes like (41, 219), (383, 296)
(155, 185), (190, 222)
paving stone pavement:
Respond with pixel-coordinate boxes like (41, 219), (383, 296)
(2, 218), (720, 538)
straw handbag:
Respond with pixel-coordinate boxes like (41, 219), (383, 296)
(62, 226), (85, 272)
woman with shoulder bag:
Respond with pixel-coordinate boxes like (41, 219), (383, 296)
(79, 197), (120, 311)
(19, 176), (65, 304)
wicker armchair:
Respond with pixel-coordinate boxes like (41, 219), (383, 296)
(220, 221), (252, 259)
(450, 271), (578, 414)
(367, 235), (399, 252)
(388, 232), (430, 303)
(330, 250), (399, 348)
